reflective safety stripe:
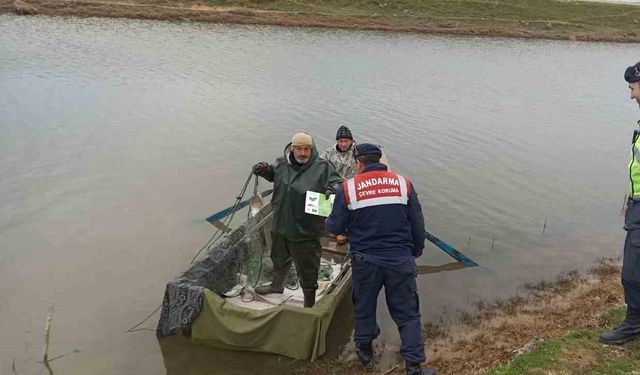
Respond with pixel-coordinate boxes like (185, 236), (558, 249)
(345, 171), (409, 211)
(631, 130), (640, 196)
(347, 178), (357, 208)
(348, 195), (407, 210)
(398, 175), (408, 198)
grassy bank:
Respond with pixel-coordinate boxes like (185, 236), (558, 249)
(3, 0), (640, 42)
(486, 308), (640, 374)
(295, 258), (635, 375)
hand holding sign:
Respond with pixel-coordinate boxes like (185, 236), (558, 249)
(305, 191), (335, 217)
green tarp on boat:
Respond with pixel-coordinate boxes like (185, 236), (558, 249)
(193, 266), (350, 360)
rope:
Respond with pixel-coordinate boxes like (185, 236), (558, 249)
(125, 171), (255, 333)
(124, 304), (162, 333)
(190, 170), (254, 264)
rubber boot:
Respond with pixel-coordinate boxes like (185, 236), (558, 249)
(406, 362), (436, 375)
(255, 272), (285, 295)
(600, 308), (640, 345)
(355, 342), (374, 371)
(303, 290), (316, 308)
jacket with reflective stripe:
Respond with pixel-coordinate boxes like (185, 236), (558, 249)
(325, 163), (426, 259)
(344, 170), (410, 210)
(630, 130), (640, 197)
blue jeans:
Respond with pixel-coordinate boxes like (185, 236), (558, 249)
(350, 253), (425, 364)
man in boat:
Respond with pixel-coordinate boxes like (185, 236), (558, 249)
(324, 143), (435, 375)
(321, 125), (358, 180)
(600, 62), (640, 345)
(321, 125), (357, 245)
(252, 132), (343, 308)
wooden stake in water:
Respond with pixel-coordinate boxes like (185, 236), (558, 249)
(467, 237), (471, 246)
(542, 216), (548, 234)
(491, 234), (495, 251)
(43, 301), (54, 363)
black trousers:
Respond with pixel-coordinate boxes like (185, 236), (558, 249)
(623, 199), (640, 310)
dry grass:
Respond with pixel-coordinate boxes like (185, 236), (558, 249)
(13, 0), (37, 14)
(425, 258), (624, 375)
(294, 258), (625, 375)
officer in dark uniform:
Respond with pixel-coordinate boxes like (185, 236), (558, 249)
(600, 62), (640, 344)
(325, 144), (436, 375)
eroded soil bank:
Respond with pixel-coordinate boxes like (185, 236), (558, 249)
(296, 259), (627, 374)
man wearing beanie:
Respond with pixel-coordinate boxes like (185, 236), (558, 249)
(252, 133), (342, 308)
(600, 62), (640, 345)
(325, 143), (435, 375)
(321, 125), (357, 179)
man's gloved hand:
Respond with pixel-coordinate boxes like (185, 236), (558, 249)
(323, 186), (336, 198)
(253, 162), (269, 176)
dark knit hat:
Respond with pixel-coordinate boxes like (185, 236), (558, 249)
(336, 125), (353, 140)
(625, 62), (640, 83)
(355, 143), (382, 158)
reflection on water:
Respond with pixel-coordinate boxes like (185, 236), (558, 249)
(417, 262), (467, 275)
(1, 13), (639, 375)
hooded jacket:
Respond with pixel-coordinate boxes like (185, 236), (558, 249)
(260, 139), (343, 240)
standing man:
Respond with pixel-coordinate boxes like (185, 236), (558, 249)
(252, 133), (342, 308)
(321, 125), (358, 179)
(600, 62), (640, 344)
(325, 144), (435, 375)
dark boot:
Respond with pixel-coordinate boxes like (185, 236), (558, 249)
(406, 362), (436, 375)
(255, 272), (285, 295)
(355, 342), (374, 371)
(303, 290), (316, 308)
(600, 308), (640, 345)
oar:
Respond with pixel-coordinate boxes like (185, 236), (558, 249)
(204, 191), (477, 267)
(425, 231), (478, 267)
(205, 189), (273, 223)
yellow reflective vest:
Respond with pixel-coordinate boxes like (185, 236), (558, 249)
(630, 129), (640, 197)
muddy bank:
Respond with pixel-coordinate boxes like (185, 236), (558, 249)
(3, 0), (640, 43)
(426, 260), (623, 375)
(294, 259), (625, 374)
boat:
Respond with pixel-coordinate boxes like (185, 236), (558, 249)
(156, 171), (478, 361)
(157, 197), (352, 361)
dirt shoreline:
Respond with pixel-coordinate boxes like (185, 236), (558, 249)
(295, 259), (626, 375)
(3, 0), (640, 43)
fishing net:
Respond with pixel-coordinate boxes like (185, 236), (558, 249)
(157, 174), (293, 335)
(157, 201), (275, 335)
(157, 175), (339, 335)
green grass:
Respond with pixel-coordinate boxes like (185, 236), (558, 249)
(202, 0), (640, 31)
(486, 307), (640, 375)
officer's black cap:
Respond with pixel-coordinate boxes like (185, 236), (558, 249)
(355, 143), (382, 158)
(625, 62), (640, 83)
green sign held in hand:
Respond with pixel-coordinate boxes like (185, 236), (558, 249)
(305, 191), (335, 217)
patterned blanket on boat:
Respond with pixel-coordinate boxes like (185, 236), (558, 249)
(156, 226), (247, 335)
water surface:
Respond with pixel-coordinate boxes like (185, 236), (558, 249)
(1, 14), (638, 374)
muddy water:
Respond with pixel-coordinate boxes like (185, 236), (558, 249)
(1, 14), (639, 374)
